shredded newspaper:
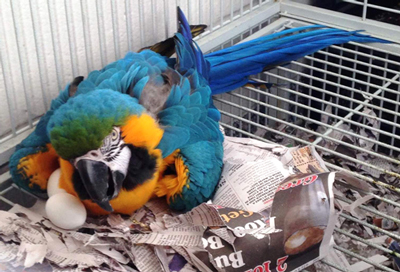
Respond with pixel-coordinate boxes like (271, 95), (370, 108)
(1, 136), (339, 272)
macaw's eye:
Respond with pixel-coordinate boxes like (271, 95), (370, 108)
(112, 130), (118, 140)
(101, 127), (121, 154)
(111, 128), (119, 141)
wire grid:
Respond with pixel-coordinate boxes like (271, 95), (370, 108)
(215, 41), (400, 188)
(1, 1), (400, 271)
(0, 0), (270, 144)
(341, 0), (400, 22)
(213, 25), (400, 271)
(291, 0), (400, 24)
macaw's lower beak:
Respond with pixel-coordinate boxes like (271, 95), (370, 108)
(75, 159), (125, 212)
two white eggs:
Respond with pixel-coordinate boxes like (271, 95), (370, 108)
(45, 169), (87, 230)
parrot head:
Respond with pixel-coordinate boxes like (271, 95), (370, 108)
(47, 89), (164, 214)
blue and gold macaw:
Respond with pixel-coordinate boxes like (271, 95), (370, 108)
(9, 8), (387, 215)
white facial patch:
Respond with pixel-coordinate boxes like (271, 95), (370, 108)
(74, 127), (131, 176)
(107, 146), (131, 176)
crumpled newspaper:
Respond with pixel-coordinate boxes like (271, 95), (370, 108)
(228, 101), (400, 271)
(0, 136), (339, 272)
(0, 200), (284, 272)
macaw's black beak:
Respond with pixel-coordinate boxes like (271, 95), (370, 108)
(75, 159), (125, 212)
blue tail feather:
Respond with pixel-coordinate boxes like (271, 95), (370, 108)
(205, 25), (326, 57)
(204, 25), (389, 95)
(205, 28), (344, 64)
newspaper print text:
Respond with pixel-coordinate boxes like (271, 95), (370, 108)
(275, 174), (318, 193)
(219, 210), (254, 223)
(244, 255), (289, 272)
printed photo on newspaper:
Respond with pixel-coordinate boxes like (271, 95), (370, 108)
(203, 172), (336, 272)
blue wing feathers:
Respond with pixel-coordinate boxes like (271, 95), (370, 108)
(132, 76), (149, 98)
(156, 126), (191, 156)
(154, 33), (220, 157)
(120, 66), (140, 93)
(177, 7), (192, 40)
(169, 141), (223, 211)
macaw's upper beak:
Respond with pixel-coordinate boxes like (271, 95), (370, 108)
(75, 159), (125, 212)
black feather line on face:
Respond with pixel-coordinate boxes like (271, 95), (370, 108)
(123, 144), (158, 191)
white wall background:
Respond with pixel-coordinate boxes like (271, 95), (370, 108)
(0, 0), (267, 142)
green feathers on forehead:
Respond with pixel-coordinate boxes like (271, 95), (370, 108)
(47, 89), (144, 160)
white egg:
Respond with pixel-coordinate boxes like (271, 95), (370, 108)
(46, 193), (87, 230)
(47, 168), (66, 197)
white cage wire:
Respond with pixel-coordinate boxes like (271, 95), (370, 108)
(1, 0), (400, 271)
